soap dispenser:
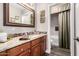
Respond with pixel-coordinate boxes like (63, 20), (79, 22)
(0, 29), (7, 42)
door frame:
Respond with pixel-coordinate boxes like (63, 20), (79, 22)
(47, 3), (62, 54)
(70, 3), (75, 56)
(47, 3), (75, 56)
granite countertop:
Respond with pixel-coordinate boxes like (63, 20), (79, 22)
(0, 34), (46, 52)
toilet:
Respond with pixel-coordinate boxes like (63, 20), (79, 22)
(51, 35), (59, 47)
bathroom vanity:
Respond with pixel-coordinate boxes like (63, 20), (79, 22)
(1, 3), (47, 56)
(0, 34), (47, 56)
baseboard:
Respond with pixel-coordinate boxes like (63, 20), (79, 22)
(45, 49), (51, 54)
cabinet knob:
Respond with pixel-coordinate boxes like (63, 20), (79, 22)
(28, 50), (30, 52)
(21, 49), (24, 51)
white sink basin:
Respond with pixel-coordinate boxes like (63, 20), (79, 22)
(29, 35), (40, 39)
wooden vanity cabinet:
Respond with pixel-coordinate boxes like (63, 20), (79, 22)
(40, 35), (47, 55)
(31, 38), (41, 56)
(0, 35), (47, 56)
(7, 42), (31, 56)
(31, 43), (41, 56)
(31, 35), (47, 56)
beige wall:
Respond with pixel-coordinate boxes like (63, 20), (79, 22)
(36, 3), (48, 32)
(0, 3), (35, 34)
(35, 3), (51, 53)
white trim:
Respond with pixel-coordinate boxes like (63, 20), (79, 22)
(45, 4), (51, 53)
(70, 3), (75, 56)
(47, 3), (75, 56)
(46, 3), (58, 53)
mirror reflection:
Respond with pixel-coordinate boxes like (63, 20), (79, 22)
(9, 3), (34, 25)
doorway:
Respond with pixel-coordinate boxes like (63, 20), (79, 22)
(49, 3), (70, 56)
(50, 13), (59, 48)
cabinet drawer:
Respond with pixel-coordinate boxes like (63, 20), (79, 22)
(0, 51), (8, 56)
(19, 50), (30, 56)
(20, 42), (30, 51)
(7, 42), (30, 56)
(31, 39), (40, 46)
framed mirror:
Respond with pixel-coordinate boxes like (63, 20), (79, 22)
(3, 3), (35, 27)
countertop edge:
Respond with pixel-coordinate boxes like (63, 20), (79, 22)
(0, 34), (47, 52)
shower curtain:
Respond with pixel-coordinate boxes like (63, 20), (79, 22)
(59, 10), (70, 49)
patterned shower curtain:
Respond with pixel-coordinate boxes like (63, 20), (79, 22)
(59, 10), (70, 49)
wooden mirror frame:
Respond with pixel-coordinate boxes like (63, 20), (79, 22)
(3, 3), (35, 27)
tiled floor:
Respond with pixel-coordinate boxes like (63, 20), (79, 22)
(45, 46), (70, 56)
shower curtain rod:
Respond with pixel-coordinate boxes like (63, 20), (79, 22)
(58, 9), (70, 13)
(51, 9), (70, 15)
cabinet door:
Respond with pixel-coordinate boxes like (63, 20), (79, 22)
(40, 41), (45, 55)
(31, 44), (40, 56)
(19, 50), (31, 56)
(40, 40), (46, 55)
(44, 35), (47, 51)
